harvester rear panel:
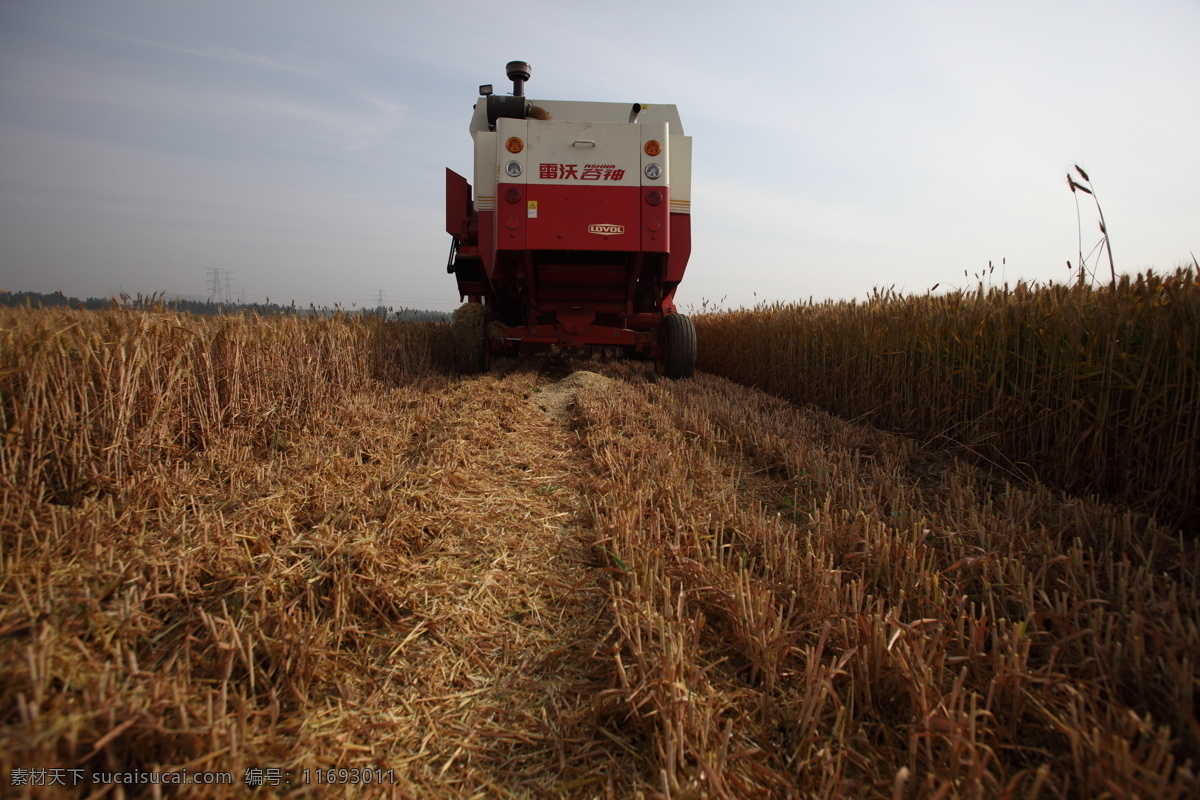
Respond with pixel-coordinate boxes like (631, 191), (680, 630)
(445, 61), (696, 377)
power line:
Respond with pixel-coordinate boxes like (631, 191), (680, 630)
(206, 268), (221, 303)
(194, 272), (460, 310)
(227, 280), (457, 309)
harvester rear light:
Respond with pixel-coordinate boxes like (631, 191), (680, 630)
(644, 139), (662, 156)
(505, 137), (524, 153)
(505, 187), (522, 203)
(645, 189), (662, 206)
(644, 163), (662, 180)
(505, 160), (523, 177)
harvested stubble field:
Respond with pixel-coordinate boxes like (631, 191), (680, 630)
(2, 308), (1198, 799)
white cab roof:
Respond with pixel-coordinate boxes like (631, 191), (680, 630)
(470, 98), (684, 136)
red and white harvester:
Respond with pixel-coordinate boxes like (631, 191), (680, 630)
(445, 61), (695, 377)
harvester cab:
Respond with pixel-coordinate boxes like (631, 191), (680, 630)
(445, 60), (696, 378)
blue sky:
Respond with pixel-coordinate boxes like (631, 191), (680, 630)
(1, 0), (1196, 312)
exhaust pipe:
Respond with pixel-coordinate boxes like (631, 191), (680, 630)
(506, 61), (531, 97)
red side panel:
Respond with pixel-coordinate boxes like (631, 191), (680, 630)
(666, 213), (691, 282)
(445, 168), (471, 240)
(479, 210), (495, 275)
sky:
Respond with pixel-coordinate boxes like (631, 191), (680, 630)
(1, 0), (1196, 313)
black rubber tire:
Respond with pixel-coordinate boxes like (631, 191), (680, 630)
(453, 302), (487, 374)
(655, 313), (696, 379)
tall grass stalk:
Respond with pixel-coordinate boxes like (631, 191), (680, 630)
(1067, 164), (1115, 285)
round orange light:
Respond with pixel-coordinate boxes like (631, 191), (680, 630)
(506, 137), (524, 153)
(644, 140), (662, 156)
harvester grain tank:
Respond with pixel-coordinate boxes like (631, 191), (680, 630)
(445, 61), (696, 377)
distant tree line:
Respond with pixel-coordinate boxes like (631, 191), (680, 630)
(0, 291), (115, 310)
(0, 291), (451, 322)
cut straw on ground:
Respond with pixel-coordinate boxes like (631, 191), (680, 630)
(2, 307), (1197, 798)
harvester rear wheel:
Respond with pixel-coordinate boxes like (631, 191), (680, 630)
(655, 313), (696, 379)
(453, 302), (488, 374)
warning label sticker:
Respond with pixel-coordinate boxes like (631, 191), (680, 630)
(527, 201), (538, 219)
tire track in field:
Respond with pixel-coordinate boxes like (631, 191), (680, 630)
(375, 370), (640, 798)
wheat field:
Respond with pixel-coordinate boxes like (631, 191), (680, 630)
(696, 269), (1200, 532)
(1, 304), (1197, 798)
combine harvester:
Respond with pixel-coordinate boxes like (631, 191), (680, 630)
(445, 60), (695, 378)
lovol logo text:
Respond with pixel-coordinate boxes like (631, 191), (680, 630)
(588, 224), (625, 235)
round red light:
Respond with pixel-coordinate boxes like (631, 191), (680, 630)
(505, 187), (522, 204)
(645, 189), (662, 206)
